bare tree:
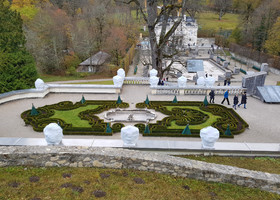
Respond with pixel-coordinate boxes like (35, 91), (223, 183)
(185, 0), (204, 19)
(211, 0), (232, 20)
(117, 0), (187, 78)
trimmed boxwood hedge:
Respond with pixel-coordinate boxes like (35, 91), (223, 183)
(21, 100), (248, 138)
(136, 101), (248, 138)
(21, 100), (128, 135)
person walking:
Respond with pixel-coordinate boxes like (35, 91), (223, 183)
(209, 90), (215, 103)
(223, 79), (227, 86)
(238, 92), (247, 109)
(233, 94), (239, 110)
(221, 90), (230, 105)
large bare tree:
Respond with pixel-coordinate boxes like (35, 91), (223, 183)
(118, 0), (187, 78)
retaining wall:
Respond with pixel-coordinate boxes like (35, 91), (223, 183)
(0, 146), (279, 194)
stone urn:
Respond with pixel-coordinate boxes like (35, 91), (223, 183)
(43, 123), (63, 145)
(150, 76), (159, 87)
(35, 78), (46, 90)
(178, 76), (187, 87)
(121, 125), (139, 147)
(200, 126), (219, 149)
(117, 68), (125, 79)
(113, 75), (124, 87)
(150, 69), (158, 77)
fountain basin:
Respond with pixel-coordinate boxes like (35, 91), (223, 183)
(105, 108), (156, 123)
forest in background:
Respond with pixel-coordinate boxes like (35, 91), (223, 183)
(0, 0), (280, 93)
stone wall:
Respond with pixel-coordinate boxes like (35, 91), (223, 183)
(0, 146), (279, 194)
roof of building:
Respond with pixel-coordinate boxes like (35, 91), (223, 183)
(79, 51), (110, 66)
(187, 60), (204, 72)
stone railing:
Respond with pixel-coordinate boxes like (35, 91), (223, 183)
(151, 85), (246, 95)
(0, 146), (279, 194)
(123, 77), (150, 85)
(0, 84), (122, 105)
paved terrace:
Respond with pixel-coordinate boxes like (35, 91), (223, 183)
(0, 85), (280, 144)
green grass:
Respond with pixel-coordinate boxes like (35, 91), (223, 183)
(176, 155), (280, 175)
(277, 81), (280, 86)
(197, 12), (240, 31)
(39, 74), (84, 83)
(50, 105), (99, 127)
(0, 166), (279, 200)
(165, 106), (220, 129)
(66, 80), (114, 85)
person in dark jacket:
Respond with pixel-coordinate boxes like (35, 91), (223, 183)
(221, 90), (230, 105)
(209, 90), (215, 103)
(233, 94), (239, 110)
(238, 92), (247, 109)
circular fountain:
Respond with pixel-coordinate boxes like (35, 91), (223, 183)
(105, 108), (156, 123)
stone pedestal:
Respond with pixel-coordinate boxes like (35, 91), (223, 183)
(234, 67), (240, 74)
(217, 57), (221, 64)
(200, 126), (219, 149)
(261, 63), (269, 72)
(225, 70), (232, 79)
(43, 123), (63, 145)
(121, 125), (139, 147)
(223, 62), (229, 68)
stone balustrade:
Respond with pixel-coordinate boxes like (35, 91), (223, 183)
(0, 146), (279, 194)
(151, 85), (246, 95)
(123, 77), (150, 85)
(0, 84), (121, 105)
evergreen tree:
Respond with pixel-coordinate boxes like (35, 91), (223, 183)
(0, 0), (37, 94)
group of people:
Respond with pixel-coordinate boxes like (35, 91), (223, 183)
(209, 90), (247, 110)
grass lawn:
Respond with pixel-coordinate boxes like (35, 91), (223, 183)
(0, 166), (279, 200)
(165, 106), (220, 129)
(50, 105), (99, 127)
(39, 74), (84, 83)
(197, 12), (240, 31)
(177, 155), (280, 175)
(67, 80), (114, 85)
(277, 81), (280, 86)
(39, 74), (113, 83)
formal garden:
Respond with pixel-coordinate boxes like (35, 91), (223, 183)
(21, 96), (248, 138)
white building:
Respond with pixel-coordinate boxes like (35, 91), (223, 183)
(155, 16), (198, 48)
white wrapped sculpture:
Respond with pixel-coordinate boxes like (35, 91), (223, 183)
(35, 78), (46, 90)
(150, 76), (159, 87)
(117, 68), (125, 79)
(113, 75), (123, 87)
(43, 123), (63, 145)
(178, 76), (187, 87)
(246, 71), (255, 76)
(197, 77), (205, 86)
(121, 125), (139, 147)
(205, 76), (215, 87)
(150, 69), (158, 77)
(200, 126), (219, 149)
